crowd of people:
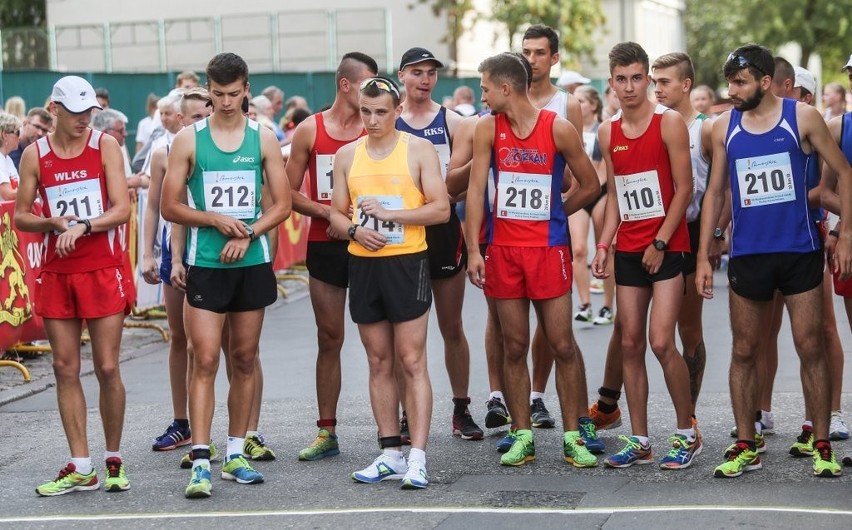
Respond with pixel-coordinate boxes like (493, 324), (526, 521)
(7, 22), (852, 499)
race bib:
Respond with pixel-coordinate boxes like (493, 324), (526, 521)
(45, 180), (104, 220)
(355, 195), (405, 244)
(614, 170), (665, 221)
(734, 152), (795, 208)
(496, 171), (551, 221)
(315, 154), (335, 200)
(202, 170), (256, 219)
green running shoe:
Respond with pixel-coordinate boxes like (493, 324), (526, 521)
(298, 429), (340, 461)
(563, 431), (598, 468)
(180, 441), (219, 469)
(221, 455), (264, 484)
(36, 464), (99, 496)
(185, 464), (212, 499)
(714, 441), (761, 478)
(104, 458), (130, 492)
(812, 440), (841, 477)
(243, 434), (276, 461)
(789, 426), (814, 457)
(500, 429), (535, 466)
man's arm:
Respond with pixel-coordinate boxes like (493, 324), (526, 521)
(445, 115), (477, 198)
(818, 115), (842, 216)
(557, 118), (600, 217)
(590, 121), (620, 279)
(328, 143), (363, 244)
(655, 110), (693, 245)
(285, 116), (330, 219)
(142, 146), (168, 284)
(252, 127), (292, 236)
(14, 145), (57, 233)
(566, 94), (583, 141)
(464, 116), (495, 289)
(696, 113), (732, 298)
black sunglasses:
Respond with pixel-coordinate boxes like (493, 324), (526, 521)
(726, 53), (769, 78)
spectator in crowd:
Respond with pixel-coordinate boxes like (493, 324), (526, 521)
(252, 94), (286, 142)
(93, 109), (147, 197)
(601, 85), (620, 121)
(0, 112), (22, 200)
(9, 107), (52, 170)
(452, 86), (477, 116)
(176, 70), (200, 90)
(96, 88), (110, 109)
(262, 85), (285, 118)
(136, 93), (159, 154)
(556, 70), (591, 93)
(690, 85), (716, 116)
(4, 96), (26, 120)
(823, 82), (846, 122)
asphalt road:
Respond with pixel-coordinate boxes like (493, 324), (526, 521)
(1, 270), (851, 529)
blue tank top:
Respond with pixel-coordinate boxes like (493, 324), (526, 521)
(725, 98), (820, 256)
(804, 153), (824, 221)
(841, 112), (852, 162)
(396, 107), (451, 179)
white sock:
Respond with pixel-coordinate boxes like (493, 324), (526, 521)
(191, 444), (210, 469)
(761, 409), (773, 422)
(226, 436), (245, 459)
(382, 448), (404, 462)
(632, 435), (650, 446)
(530, 391), (545, 403)
(676, 428), (696, 442)
(104, 451), (122, 461)
(803, 420), (813, 429)
(409, 448), (426, 465)
(489, 391), (504, 401)
(70, 457), (93, 475)
(754, 421), (762, 434)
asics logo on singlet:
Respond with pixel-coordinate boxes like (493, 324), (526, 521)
(422, 127), (445, 137)
(612, 145), (628, 152)
(498, 147), (548, 168)
(233, 155), (255, 163)
(53, 170), (88, 181)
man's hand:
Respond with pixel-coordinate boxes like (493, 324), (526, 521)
(211, 213), (250, 239)
(220, 237), (250, 264)
(351, 225), (386, 252)
(695, 259), (714, 300)
(642, 245), (664, 274)
(142, 255), (161, 285)
(467, 251), (485, 289)
(170, 262), (187, 291)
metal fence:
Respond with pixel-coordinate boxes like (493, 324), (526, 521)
(1, 8), (393, 73)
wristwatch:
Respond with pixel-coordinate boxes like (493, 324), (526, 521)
(348, 224), (358, 240)
(244, 224), (257, 242)
(652, 239), (668, 251)
(713, 227), (725, 241)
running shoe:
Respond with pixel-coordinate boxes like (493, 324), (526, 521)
(588, 402), (622, 431)
(530, 398), (556, 428)
(755, 432), (766, 454)
(184, 464), (212, 499)
(484, 397), (512, 428)
(298, 429), (340, 461)
(714, 442), (761, 478)
(605, 436), (653, 468)
(842, 454), (852, 467)
(401, 460), (428, 489)
(812, 440), (841, 477)
(501, 430), (535, 466)
(574, 303), (593, 323)
(453, 401), (484, 440)
(830, 410), (850, 441)
(789, 425), (814, 457)
(578, 417), (606, 454)
(36, 464), (99, 496)
(179, 441), (219, 469)
(593, 306), (614, 326)
(730, 411), (774, 437)
(400, 414), (411, 445)
(352, 453), (408, 483)
(152, 420), (191, 451)
(589, 278), (605, 294)
(659, 434), (703, 470)
(496, 429), (515, 453)
(563, 431), (598, 468)
(221, 455), (264, 484)
(243, 434), (276, 461)
(104, 457), (130, 492)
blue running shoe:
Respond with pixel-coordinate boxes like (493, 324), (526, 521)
(605, 435), (653, 468)
(221, 455), (264, 484)
(659, 433), (703, 469)
(579, 417), (606, 454)
(352, 453), (408, 483)
(496, 429), (516, 453)
(401, 460), (428, 489)
(152, 420), (191, 451)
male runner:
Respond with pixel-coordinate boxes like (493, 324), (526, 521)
(286, 51), (379, 460)
(329, 76), (449, 489)
(697, 44), (852, 478)
(466, 52), (600, 468)
(16, 75), (133, 495)
(161, 52), (291, 498)
(591, 42), (699, 470)
(396, 47), (483, 440)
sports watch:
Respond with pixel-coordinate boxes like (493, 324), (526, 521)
(652, 239), (668, 251)
(244, 224), (257, 242)
(713, 227), (725, 241)
(348, 224), (359, 240)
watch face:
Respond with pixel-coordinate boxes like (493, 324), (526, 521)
(654, 240), (666, 251)
(713, 228), (722, 238)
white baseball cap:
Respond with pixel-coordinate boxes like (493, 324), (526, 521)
(556, 70), (591, 88)
(842, 54), (852, 72)
(793, 66), (816, 95)
(51, 75), (102, 113)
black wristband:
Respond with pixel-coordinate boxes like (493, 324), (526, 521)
(829, 229), (840, 238)
(81, 219), (92, 235)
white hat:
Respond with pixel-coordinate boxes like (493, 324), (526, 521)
(793, 66), (816, 95)
(51, 75), (102, 113)
(556, 70), (591, 88)
(842, 54), (852, 72)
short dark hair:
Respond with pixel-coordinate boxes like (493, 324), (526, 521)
(336, 52), (379, 85)
(478, 53), (528, 94)
(206, 52), (249, 86)
(95, 87), (110, 102)
(360, 76), (400, 107)
(652, 52), (695, 86)
(609, 42), (649, 74)
(27, 106), (52, 124)
(723, 44), (774, 81)
(773, 56), (795, 87)
(522, 24), (559, 55)
(510, 52), (533, 88)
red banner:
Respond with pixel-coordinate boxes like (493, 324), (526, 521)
(273, 210), (309, 270)
(0, 200), (46, 349)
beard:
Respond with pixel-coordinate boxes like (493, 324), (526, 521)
(734, 86), (764, 112)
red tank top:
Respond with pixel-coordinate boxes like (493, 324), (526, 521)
(37, 130), (125, 272)
(609, 105), (689, 253)
(307, 112), (366, 241)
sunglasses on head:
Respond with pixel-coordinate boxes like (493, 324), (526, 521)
(360, 77), (400, 99)
(726, 53), (769, 78)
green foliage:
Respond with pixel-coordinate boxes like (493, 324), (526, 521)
(0, 0), (45, 28)
(0, 0), (48, 69)
(410, 0), (479, 74)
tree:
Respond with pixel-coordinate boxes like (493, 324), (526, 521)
(684, 0), (748, 89)
(0, 0), (48, 69)
(489, 0), (606, 67)
(411, 0), (480, 76)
